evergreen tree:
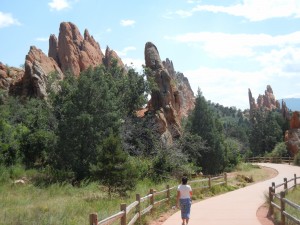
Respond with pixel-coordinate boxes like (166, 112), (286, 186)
(187, 89), (225, 174)
(90, 132), (138, 196)
(52, 66), (121, 180)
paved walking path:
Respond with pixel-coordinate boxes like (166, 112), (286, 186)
(162, 163), (300, 225)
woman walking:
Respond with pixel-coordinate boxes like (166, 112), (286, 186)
(176, 176), (193, 225)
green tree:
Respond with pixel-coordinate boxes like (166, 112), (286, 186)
(249, 110), (283, 156)
(90, 133), (138, 196)
(52, 67), (121, 180)
(187, 89), (225, 174)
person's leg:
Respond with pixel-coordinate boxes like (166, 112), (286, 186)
(186, 218), (189, 224)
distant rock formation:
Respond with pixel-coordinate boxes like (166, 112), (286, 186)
(248, 85), (280, 112)
(144, 42), (195, 145)
(248, 85), (291, 121)
(285, 111), (300, 156)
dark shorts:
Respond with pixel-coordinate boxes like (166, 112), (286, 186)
(180, 198), (191, 219)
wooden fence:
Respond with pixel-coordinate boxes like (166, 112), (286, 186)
(89, 173), (227, 225)
(247, 156), (293, 164)
(269, 174), (300, 224)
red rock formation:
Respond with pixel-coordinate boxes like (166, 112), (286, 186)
(285, 112), (300, 156)
(163, 58), (195, 118)
(16, 46), (63, 98)
(0, 62), (24, 93)
(103, 46), (125, 71)
(50, 22), (105, 76)
(145, 42), (191, 145)
(249, 85), (280, 111)
(290, 111), (300, 129)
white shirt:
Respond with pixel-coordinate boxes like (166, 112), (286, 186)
(177, 184), (192, 199)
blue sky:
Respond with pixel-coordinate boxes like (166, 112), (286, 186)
(1, 0), (300, 110)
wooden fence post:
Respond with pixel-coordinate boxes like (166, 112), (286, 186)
(294, 174), (297, 187)
(284, 178), (288, 191)
(136, 194), (141, 225)
(89, 213), (98, 225)
(208, 176), (211, 189)
(166, 185), (170, 205)
(280, 191), (285, 225)
(224, 173), (227, 185)
(272, 182), (275, 192)
(268, 187), (274, 215)
(150, 189), (154, 214)
(121, 203), (127, 225)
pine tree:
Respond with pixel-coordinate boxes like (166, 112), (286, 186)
(90, 133), (138, 196)
(188, 89), (225, 174)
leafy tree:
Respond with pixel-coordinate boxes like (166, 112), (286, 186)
(90, 133), (138, 196)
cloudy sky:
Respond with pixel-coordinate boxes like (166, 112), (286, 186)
(1, 0), (300, 109)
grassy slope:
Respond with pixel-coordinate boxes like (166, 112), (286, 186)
(0, 163), (271, 225)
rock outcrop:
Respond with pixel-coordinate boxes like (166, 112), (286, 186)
(5, 22), (125, 98)
(11, 46), (63, 98)
(0, 62), (24, 94)
(248, 85), (280, 112)
(144, 42), (195, 145)
(285, 111), (300, 156)
(49, 22), (105, 76)
(163, 58), (195, 118)
(103, 46), (124, 71)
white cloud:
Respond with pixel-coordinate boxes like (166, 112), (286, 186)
(116, 46), (137, 57)
(184, 65), (300, 109)
(165, 31), (300, 58)
(48, 0), (70, 11)
(120, 19), (136, 27)
(35, 37), (49, 42)
(122, 58), (144, 72)
(177, 0), (300, 21)
(0, 12), (20, 28)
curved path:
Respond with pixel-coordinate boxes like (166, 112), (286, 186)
(162, 163), (300, 225)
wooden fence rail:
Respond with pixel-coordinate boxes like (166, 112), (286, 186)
(89, 173), (227, 225)
(247, 156), (293, 164)
(269, 174), (300, 225)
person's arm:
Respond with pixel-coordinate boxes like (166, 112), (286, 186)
(176, 190), (180, 208)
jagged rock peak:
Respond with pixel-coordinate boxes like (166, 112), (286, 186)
(21, 46), (63, 98)
(163, 58), (195, 118)
(48, 34), (59, 64)
(50, 22), (105, 76)
(144, 42), (181, 145)
(145, 42), (164, 70)
(248, 85), (280, 111)
(104, 46), (125, 70)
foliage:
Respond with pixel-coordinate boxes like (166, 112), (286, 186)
(186, 89), (225, 174)
(249, 110), (283, 156)
(90, 132), (138, 196)
(265, 142), (289, 158)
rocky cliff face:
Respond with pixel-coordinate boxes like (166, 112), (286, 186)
(285, 111), (300, 156)
(7, 22), (124, 98)
(144, 42), (195, 145)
